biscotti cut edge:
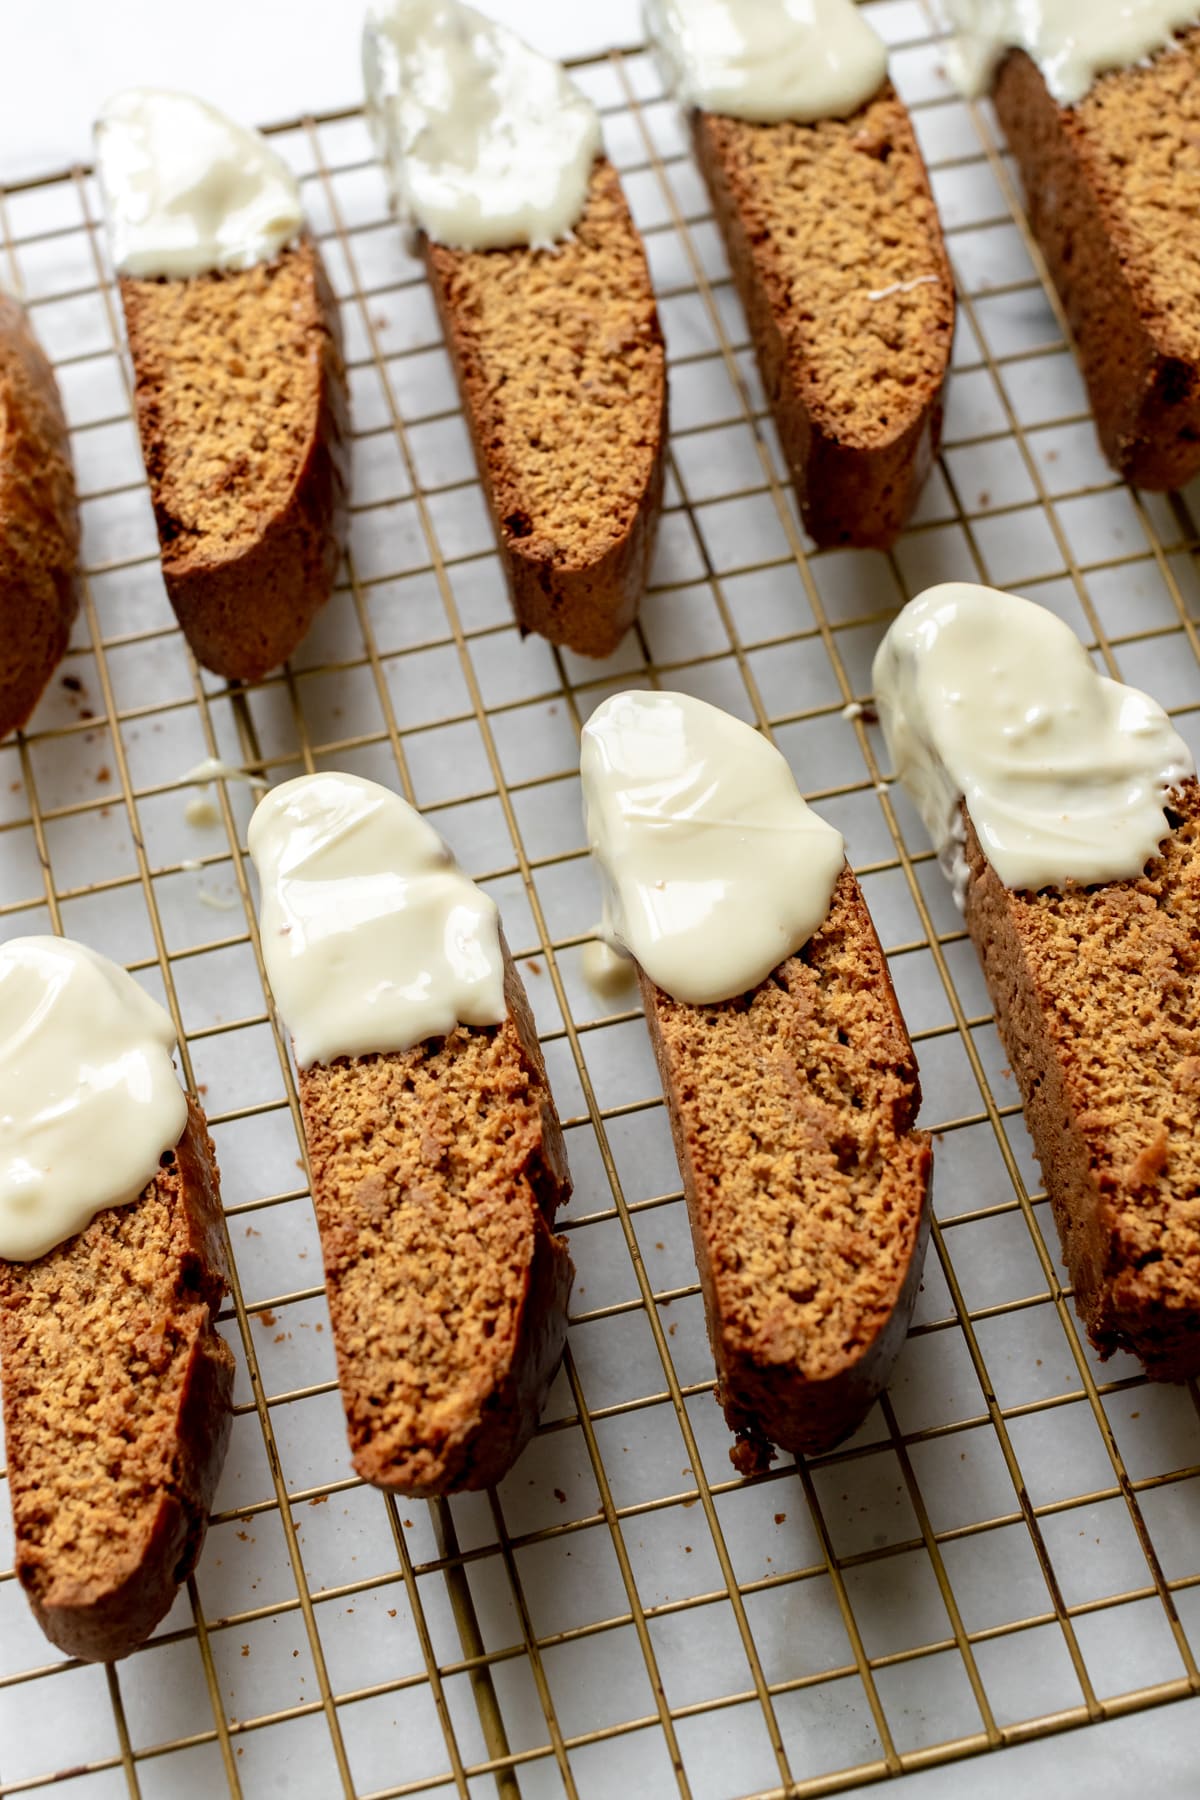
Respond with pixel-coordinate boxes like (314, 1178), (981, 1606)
(423, 156), (668, 659)
(119, 236), (350, 682)
(0, 293), (80, 738)
(639, 866), (932, 1469)
(962, 784), (1200, 1380)
(992, 35), (1200, 491)
(691, 84), (954, 549)
(297, 935), (573, 1497)
(0, 1097), (233, 1662)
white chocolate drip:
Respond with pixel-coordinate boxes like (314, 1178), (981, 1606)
(95, 89), (303, 279)
(643, 0), (887, 123)
(363, 0), (602, 250)
(0, 938), (187, 1263)
(872, 583), (1195, 904)
(248, 772), (506, 1068)
(581, 691), (845, 1005)
(944, 0), (1200, 105)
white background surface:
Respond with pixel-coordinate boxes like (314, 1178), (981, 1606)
(0, 0), (642, 182)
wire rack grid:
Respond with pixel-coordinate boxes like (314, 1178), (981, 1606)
(3, 6), (1200, 1797)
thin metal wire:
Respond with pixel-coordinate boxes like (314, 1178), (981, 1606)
(1, 30), (1200, 1800)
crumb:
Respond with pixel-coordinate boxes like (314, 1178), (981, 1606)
(404, 1518), (413, 1528)
(554, 1487), (567, 1504)
(8, 781), (19, 792)
(296, 1158), (306, 1171)
(668, 1322), (677, 1335)
(388, 1609), (397, 1618)
(237, 1530), (249, 1541)
(61, 674), (83, 693)
(309, 1496), (328, 1506)
(655, 1242), (664, 1251)
(774, 1512), (786, 1525)
(977, 490), (991, 508)
(841, 700), (864, 721)
(274, 1332), (287, 1343)
(1131, 1411), (1140, 1419)
(95, 765), (111, 784)
(684, 1546), (692, 1554)
(244, 1224), (259, 1237)
(198, 1083), (208, 1095)
(681, 1494), (698, 1508)
(1046, 448), (1059, 462)
(241, 1645), (250, 1658)
(527, 959), (542, 976)
(258, 1309), (278, 1328)
(80, 708), (95, 720)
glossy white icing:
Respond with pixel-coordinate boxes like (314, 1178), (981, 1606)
(248, 771), (506, 1067)
(0, 937), (187, 1262)
(581, 690), (845, 1004)
(873, 583), (1195, 901)
(364, 0), (602, 250)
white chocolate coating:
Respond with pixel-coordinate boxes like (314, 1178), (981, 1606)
(95, 88), (303, 279)
(248, 772), (506, 1068)
(0, 937), (187, 1263)
(872, 583), (1195, 903)
(363, 0), (602, 250)
(944, 0), (1200, 105)
(581, 691), (845, 1005)
(643, 0), (888, 123)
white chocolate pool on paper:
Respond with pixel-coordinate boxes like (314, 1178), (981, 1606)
(248, 771), (506, 1068)
(95, 89), (304, 279)
(643, 0), (888, 123)
(581, 690), (845, 1006)
(944, 0), (1200, 105)
(0, 937), (187, 1262)
(363, 0), (602, 249)
(872, 582), (1195, 903)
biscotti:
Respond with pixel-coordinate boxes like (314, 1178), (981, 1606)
(987, 30), (1200, 489)
(582, 690), (931, 1466)
(641, 869), (932, 1467)
(876, 582), (1200, 1380)
(962, 787), (1200, 1377)
(1, 1097), (233, 1660)
(96, 91), (350, 681)
(298, 946), (573, 1492)
(424, 160), (667, 658)
(691, 91), (954, 547)
(0, 293), (79, 737)
(249, 772), (573, 1495)
(645, 0), (953, 549)
(365, 1), (666, 659)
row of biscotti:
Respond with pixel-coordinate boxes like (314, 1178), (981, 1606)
(0, 735), (924, 1663)
(8, 0), (1200, 733)
(6, 578), (1200, 1664)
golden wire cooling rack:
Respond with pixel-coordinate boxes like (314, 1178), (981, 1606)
(4, 7), (1200, 1797)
